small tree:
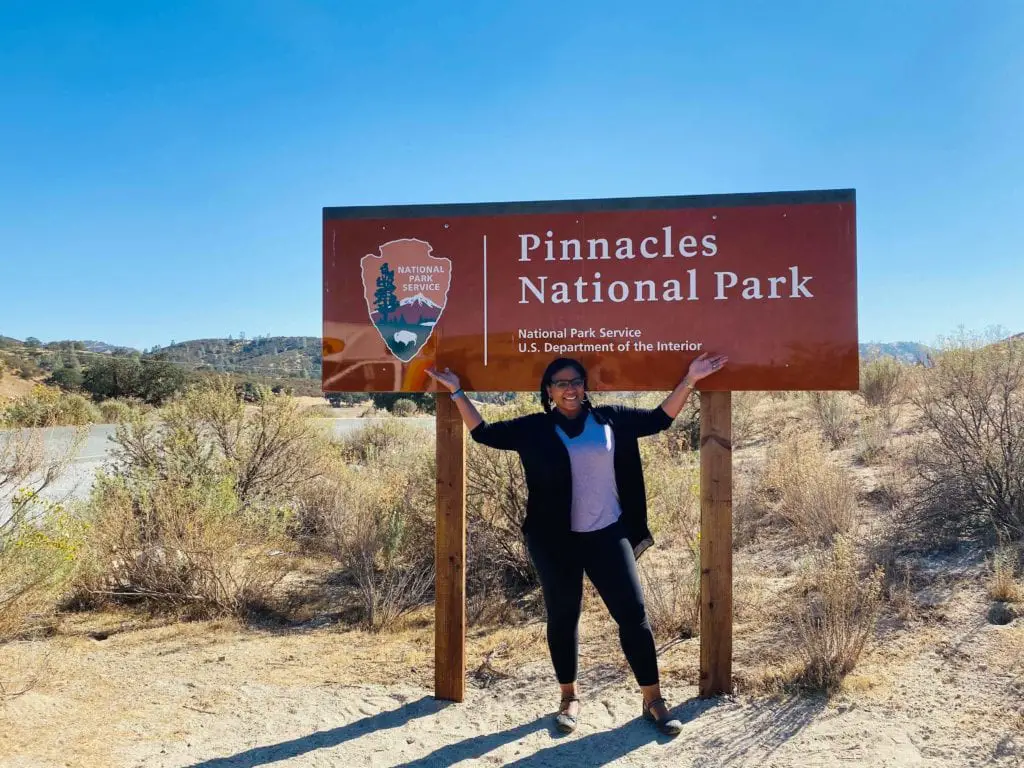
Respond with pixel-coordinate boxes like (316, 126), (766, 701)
(373, 263), (400, 322)
(48, 365), (84, 391)
(909, 335), (1024, 543)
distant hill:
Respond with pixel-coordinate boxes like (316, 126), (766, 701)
(4, 334), (1013, 381)
(858, 342), (933, 364)
(149, 336), (321, 378)
(80, 340), (139, 355)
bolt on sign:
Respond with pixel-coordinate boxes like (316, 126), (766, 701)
(323, 189), (857, 393)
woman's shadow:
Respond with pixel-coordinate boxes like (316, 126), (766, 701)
(183, 695), (708, 768)
(185, 692), (820, 767)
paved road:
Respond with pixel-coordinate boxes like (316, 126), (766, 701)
(2, 417), (433, 514)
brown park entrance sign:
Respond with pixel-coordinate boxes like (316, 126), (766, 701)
(324, 189), (857, 393)
(322, 190), (858, 701)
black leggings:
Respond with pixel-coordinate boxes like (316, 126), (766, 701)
(525, 519), (659, 687)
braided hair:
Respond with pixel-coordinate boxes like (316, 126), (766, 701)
(539, 357), (592, 413)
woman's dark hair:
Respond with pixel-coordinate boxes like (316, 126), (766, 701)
(539, 357), (591, 413)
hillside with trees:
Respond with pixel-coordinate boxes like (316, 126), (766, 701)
(149, 336), (322, 379)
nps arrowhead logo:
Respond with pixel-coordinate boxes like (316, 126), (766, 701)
(360, 238), (452, 363)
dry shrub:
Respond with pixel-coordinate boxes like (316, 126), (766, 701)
(761, 433), (859, 544)
(303, 404), (337, 418)
(324, 465), (434, 631)
(74, 474), (293, 618)
(643, 452), (700, 538)
(855, 416), (892, 466)
(860, 357), (905, 409)
(338, 417), (418, 465)
(0, 428), (83, 643)
(113, 377), (332, 511)
(466, 395), (538, 624)
(97, 398), (151, 424)
(2, 386), (99, 427)
(806, 391), (857, 448)
(320, 420), (435, 631)
(908, 335), (1024, 543)
(731, 391), (765, 448)
(989, 544), (1021, 602)
(638, 533), (700, 642)
(792, 536), (883, 692)
(733, 472), (769, 548)
(70, 378), (332, 618)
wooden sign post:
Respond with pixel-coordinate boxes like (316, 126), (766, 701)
(699, 391), (733, 697)
(322, 190), (857, 704)
(434, 394), (467, 702)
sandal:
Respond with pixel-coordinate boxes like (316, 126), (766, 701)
(555, 695), (580, 733)
(642, 696), (683, 736)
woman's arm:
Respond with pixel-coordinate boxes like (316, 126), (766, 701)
(659, 351), (729, 418)
(425, 367), (482, 430)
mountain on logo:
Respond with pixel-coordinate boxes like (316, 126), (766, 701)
(371, 292), (443, 325)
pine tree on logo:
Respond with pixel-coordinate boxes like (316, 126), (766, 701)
(374, 263), (399, 322)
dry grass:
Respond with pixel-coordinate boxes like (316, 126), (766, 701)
(315, 419), (436, 631)
(790, 537), (884, 692)
(988, 544), (1022, 602)
(855, 416), (892, 465)
(638, 535), (701, 643)
(860, 357), (906, 410)
(760, 433), (859, 544)
(71, 473), (295, 619)
(806, 391), (857, 448)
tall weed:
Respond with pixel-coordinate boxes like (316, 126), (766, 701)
(792, 537), (883, 692)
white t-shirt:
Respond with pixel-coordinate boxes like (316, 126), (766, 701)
(555, 412), (623, 533)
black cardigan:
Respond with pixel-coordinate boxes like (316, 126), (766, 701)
(469, 404), (674, 560)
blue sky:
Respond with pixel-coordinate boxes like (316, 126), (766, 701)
(1, 1), (1021, 350)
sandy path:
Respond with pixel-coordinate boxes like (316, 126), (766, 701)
(2, 601), (1021, 768)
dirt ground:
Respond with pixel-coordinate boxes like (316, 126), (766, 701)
(0, 376), (38, 404)
(2, 567), (1021, 768)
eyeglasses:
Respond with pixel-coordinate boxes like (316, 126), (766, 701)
(550, 377), (584, 391)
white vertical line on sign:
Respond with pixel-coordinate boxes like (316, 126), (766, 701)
(483, 235), (489, 365)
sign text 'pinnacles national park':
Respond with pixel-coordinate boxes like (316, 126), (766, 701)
(323, 190), (857, 392)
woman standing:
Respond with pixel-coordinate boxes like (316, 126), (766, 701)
(426, 352), (727, 736)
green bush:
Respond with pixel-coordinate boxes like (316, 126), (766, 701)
(97, 398), (150, 424)
(3, 386), (99, 427)
(48, 365), (84, 391)
(1, 428), (84, 643)
(391, 398), (418, 417)
(82, 356), (187, 405)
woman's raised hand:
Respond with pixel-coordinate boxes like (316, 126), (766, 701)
(685, 352), (729, 384)
(425, 366), (462, 393)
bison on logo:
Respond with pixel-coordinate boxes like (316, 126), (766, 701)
(360, 238), (452, 363)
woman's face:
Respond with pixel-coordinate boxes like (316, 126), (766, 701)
(546, 365), (585, 415)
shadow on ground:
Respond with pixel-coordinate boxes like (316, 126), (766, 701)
(184, 696), (449, 768)
(689, 694), (828, 766)
(184, 691), (826, 768)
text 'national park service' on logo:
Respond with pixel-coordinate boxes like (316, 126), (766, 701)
(360, 238), (452, 363)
